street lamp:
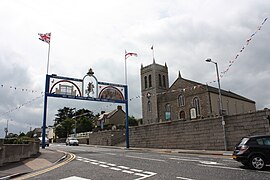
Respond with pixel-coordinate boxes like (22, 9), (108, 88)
(4, 119), (9, 138)
(205, 58), (227, 151)
(72, 108), (77, 138)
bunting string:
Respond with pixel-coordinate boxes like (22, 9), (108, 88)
(207, 17), (268, 85)
(0, 95), (44, 117)
(0, 83), (44, 94)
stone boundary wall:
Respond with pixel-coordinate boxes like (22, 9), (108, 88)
(129, 109), (270, 150)
(0, 139), (40, 166)
(88, 130), (126, 146)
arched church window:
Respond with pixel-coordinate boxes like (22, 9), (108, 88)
(163, 75), (166, 87)
(149, 75), (152, 88)
(179, 111), (185, 119)
(159, 74), (162, 86)
(193, 97), (200, 116)
(165, 103), (171, 120)
(178, 94), (185, 107)
(144, 76), (147, 89)
(147, 101), (151, 112)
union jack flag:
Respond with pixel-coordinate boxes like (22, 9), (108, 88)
(38, 33), (51, 44)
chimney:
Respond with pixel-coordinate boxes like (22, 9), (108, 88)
(117, 105), (122, 110)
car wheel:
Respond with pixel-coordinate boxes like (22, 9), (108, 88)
(249, 155), (265, 170)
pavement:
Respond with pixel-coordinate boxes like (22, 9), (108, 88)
(0, 148), (66, 180)
(0, 144), (233, 179)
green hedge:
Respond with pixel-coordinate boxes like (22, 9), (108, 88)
(4, 137), (38, 144)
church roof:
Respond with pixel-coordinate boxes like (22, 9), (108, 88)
(170, 76), (255, 104)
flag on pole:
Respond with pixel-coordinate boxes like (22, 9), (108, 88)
(124, 50), (138, 84)
(38, 33), (51, 44)
(125, 51), (138, 60)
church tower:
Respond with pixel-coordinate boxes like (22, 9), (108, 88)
(140, 60), (169, 124)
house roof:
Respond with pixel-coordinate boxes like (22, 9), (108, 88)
(98, 107), (124, 121)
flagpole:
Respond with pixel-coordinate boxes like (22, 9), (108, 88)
(46, 42), (50, 75)
(124, 50), (127, 85)
(151, 45), (155, 61)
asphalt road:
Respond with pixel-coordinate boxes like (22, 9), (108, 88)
(25, 144), (270, 180)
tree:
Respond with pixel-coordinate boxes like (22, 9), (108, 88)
(128, 116), (139, 126)
(76, 116), (93, 133)
(54, 107), (75, 126)
(54, 107), (96, 138)
(55, 118), (74, 138)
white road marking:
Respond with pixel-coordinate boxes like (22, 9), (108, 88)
(162, 155), (200, 160)
(130, 169), (143, 172)
(98, 161), (107, 164)
(198, 164), (244, 170)
(143, 171), (156, 175)
(176, 176), (195, 180)
(99, 164), (109, 168)
(90, 162), (99, 165)
(126, 155), (166, 162)
(60, 176), (90, 180)
(118, 165), (130, 169)
(170, 157), (201, 162)
(105, 153), (117, 156)
(134, 172), (157, 180)
(122, 170), (135, 174)
(76, 157), (157, 179)
(199, 164), (270, 174)
(110, 167), (122, 171)
(170, 157), (224, 166)
(107, 163), (116, 166)
(199, 161), (224, 165)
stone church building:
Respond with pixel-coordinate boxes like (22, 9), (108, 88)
(140, 60), (256, 125)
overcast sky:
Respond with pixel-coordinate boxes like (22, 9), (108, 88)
(0, 0), (269, 137)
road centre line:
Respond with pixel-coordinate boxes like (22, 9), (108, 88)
(131, 169), (143, 172)
(197, 164), (244, 171)
(176, 176), (195, 180)
(76, 156), (157, 179)
(122, 170), (135, 174)
(170, 157), (202, 162)
(110, 167), (122, 171)
(99, 164), (109, 168)
(107, 163), (116, 166)
(199, 164), (270, 174)
(162, 155), (200, 160)
(118, 165), (130, 169)
(90, 162), (99, 165)
(170, 157), (224, 165)
(126, 155), (166, 162)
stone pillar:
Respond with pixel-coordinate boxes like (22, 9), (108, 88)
(0, 139), (5, 166)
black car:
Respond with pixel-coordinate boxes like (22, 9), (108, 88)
(232, 135), (270, 170)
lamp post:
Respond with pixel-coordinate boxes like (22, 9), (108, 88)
(72, 108), (77, 138)
(205, 58), (227, 150)
(4, 119), (9, 138)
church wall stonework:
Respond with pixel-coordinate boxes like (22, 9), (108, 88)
(129, 109), (270, 150)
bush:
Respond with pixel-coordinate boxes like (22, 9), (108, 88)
(4, 137), (36, 144)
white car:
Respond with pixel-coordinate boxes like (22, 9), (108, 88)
(66, 137), (79, 146)
(39, 137), (49, 147)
